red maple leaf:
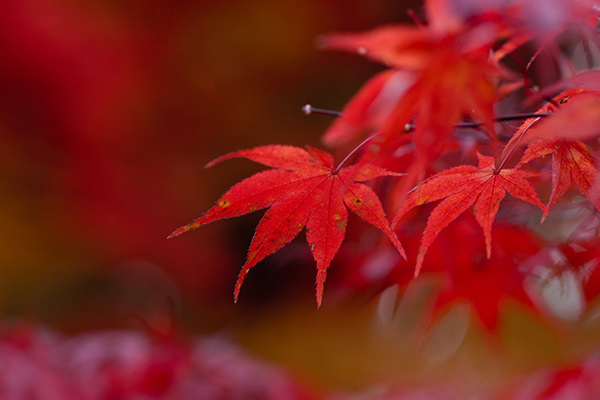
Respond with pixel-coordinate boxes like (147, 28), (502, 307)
(512, 89), (600, 144)
(419, 216), (542, 333)
(335, 215), (542, 333)
(318, 3), (503, 159)
(503, 88), (600, 218)
(393, 153), (545, 276)
(169, 145), (405, 306)
(518, 139), (600, 217)
(502, 88), (600, 154)
(321, 69), (414, 147)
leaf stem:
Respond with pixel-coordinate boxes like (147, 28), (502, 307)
(303, 104), (552, 172)
(495, 115), (544, 172)
(302, 104), (343, 117)
(333, 132), (379, 174)
(303, 104), (550, 128)
(456, 112), (551, 129)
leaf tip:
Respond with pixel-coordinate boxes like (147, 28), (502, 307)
(233, 264), (254, 304)
(392, 236), (407, 260)
(233, 278), (243, 304)
(205, 152), (237, 168)
(204, 158), (221, 169)
(315, 268), (327, 308)
(541, 208), (550, 223)
(166, 232), (179, 240)
(414, 263), (422, 278)
(414, 250), (426, 278)
(167, 222), (200, 239)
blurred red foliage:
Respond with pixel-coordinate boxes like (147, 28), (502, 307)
(0, 323), (318, 400)
(1, 0), (600, 399)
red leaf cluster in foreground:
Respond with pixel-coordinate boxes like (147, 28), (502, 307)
(171, 0), (600, 331)
(166, 9), (600, 396)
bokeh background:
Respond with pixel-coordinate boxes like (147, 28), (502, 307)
(0, 0), (438, 390)
(3, 0), (596, 396)
(0, 0), (414, 315)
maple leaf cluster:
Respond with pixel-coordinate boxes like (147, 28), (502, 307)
(171, 0), (600, 336)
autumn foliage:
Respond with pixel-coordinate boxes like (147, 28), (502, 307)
(161, 0), (600, 393)
(162, 0), (600, 396)
(173, 0), (600, 319)
(4, 0), (600, 399)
